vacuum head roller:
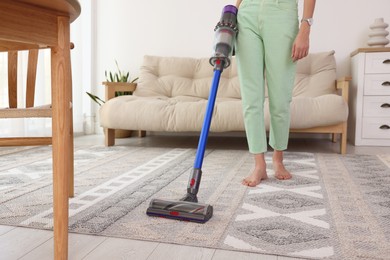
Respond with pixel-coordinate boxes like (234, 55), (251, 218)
(146, 199), (213, 223)
(146, 5), (237, 224)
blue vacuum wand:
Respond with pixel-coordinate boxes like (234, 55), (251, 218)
(146, 5), (238, 223)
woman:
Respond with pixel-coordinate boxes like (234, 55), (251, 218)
(235, 0), (316, 186)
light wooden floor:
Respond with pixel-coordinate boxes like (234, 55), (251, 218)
(1, 134), (389, 260)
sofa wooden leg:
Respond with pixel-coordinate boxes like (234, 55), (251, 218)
(105, 128), (115, 146)
(138, 130), (146, 137)
(340, 135), (347, 154)
(332, 133), (337, 143)
(340, 122), (348, 154)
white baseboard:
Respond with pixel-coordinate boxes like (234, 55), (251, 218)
(82, 114), (98, 134)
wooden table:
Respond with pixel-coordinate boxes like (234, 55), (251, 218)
(0, 0), (80, 259)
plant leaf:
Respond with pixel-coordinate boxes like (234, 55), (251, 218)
(86, 92), (105, 106)
(115, 60), (123, 79)
(131, 77), (139, 83)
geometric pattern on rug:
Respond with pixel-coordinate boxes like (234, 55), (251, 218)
(1, 145), (390, 259)
(223, 153), (336, 259)
(318, 153), (390, 260)
(22, 148), (190, 228)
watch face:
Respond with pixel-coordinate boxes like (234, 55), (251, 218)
(301, 18), (313, 26)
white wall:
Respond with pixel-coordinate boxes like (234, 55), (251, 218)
(93, 0), (390, 131)
(71, 0), (94, 134)
(95, 0), (390, 77)
(309, 0), (390, 77)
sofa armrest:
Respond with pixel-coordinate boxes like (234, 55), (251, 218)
(336, 76), (351, 103)
(102, 82), (137, 101)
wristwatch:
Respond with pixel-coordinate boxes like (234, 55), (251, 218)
(301, 18), (314, 26)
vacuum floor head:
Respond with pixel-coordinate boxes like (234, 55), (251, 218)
(146, 198), (213, 223)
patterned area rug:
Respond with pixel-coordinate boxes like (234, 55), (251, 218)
(1, 145), (390, 259)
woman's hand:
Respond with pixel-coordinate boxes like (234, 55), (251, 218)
(293, 0), (316, 62)
(291, 24), (310, 62)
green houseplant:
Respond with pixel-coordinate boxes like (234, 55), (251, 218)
(86, 60), (138, 106)
(87, 61), (138, 138)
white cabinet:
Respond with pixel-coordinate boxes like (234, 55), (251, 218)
(349, 48), (390, 146)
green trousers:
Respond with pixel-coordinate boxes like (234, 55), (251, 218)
(236, 0), (299, 154)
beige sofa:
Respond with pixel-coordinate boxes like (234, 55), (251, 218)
(100, 50), (350, 153)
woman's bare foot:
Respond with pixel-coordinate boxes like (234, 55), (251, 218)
(242, 153), (268, 187)
(273, 150), (292, 180)
(273, 162), (292, 180)
(242, 168), (268, 187)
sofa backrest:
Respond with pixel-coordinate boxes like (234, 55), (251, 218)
(294, 50), (337, 97)
(135, 51), (337, 99)
(135, 55), (240, 99)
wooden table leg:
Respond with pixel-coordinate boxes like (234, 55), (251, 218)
(69, 50), (74, 199)
(51, 16), (73, 260)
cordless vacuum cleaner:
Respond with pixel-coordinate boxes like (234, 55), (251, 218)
(146, 5), (238, 223)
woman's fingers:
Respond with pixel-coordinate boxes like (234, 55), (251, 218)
(292, 44), (309, 61)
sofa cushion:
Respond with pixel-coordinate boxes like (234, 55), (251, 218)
(100, 95), (244, 132)
(100, 95), (348, 132)
(289, 95), (348, 129)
